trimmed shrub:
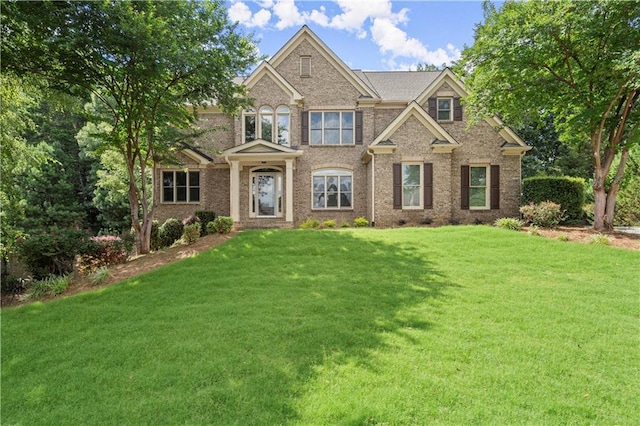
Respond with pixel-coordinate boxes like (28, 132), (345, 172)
(15, 228), (93, 280)
(210, 216), (233, 234)
(299, 218), (320, 229)
(150, 220), (162, 251)
(183, 223), (201, 245)
(77, 235), (129, 275)
(323, 220), (336, 228)
(494, 217), (523, 231)
(195, 210), (216, 235)
(353, 217), (369, 227)
(182, 215), (200, 226)
(522, 176), (585, 221)
(340, 221), (350, 228)
(520, 201), (565, 228)
(159, 218), (184, 247)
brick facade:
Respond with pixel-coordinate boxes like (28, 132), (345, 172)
(154, 26), (528, 228)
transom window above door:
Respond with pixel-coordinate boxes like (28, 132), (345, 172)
(243, 106), (290, 145)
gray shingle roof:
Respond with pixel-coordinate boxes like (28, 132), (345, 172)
(353, 70), (442, 101)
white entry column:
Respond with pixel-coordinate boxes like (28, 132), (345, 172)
(230, 160), (240, 222)
(285, 159), (294, 223)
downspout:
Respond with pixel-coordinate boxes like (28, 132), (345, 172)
(368, 147), (376, 227)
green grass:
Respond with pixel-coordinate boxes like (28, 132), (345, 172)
(2, 227), (639, 425)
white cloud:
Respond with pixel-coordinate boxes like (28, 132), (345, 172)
(273, 0), (308, 30)
(230, 0), (461, 69)
(228, 1), (272, 28)
(371, 18), (460, 67)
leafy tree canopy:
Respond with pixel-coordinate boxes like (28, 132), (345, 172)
(457, 0), (639, 230)
(3, 0), (261, 253)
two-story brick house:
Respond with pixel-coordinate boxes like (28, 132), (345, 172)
(154, 26), (530, 228)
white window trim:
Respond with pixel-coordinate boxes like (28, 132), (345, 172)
(469, 164), (490, 210)
(161, 169), (200, 204)
(309, 111), (355, 146)
(276, 105), (290, 146)
(437, 97), (453, 122)
(402, 162), (423, 210)
(249, 167), (283, 218)
(311, 168), (354, 210)
(242, 108), (256, 143)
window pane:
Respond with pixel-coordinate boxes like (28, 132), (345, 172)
(403, 164), (420, 186)
(341, 129), (353, 144)
(341, 112), (353, 128)
(189, 188), (200, 202)
(261, 115), (273, 142)
(470, 188), (487, 207)
(324, 129), (340, 144)
(324, 112), (340, 128)
(310, 129), (323, 144)
(438, 110), (451, 121)
(314, 191), (325, 208)
(326, 176), (339, 207)
(340, 192), (352, 207)
(470, 167), (487, 186)
(310, 112), (322, 129)
(438, 99), (451, 110)
(277, 114), (290, 145)
(163, 188), (174, 202)
(188, 171), (199, 187)
(176, 172), (187, 186)
(176, 187), (187, 202)
(403, 186), (420, 207)
(339, 176), (351, 192)
(244, 115), (256, 142)
(163, 171), (174, 188)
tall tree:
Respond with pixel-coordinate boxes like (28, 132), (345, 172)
(3, 0), (259, 253)
(458, 0), (639, 230)
(0, 74), (51, 263)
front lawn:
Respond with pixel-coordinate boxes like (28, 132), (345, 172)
(2, 227), (638, 424)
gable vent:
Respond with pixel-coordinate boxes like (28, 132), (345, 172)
(300, 56), (311, 77)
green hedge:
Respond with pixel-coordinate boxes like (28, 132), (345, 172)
(522, 176), (585, 221)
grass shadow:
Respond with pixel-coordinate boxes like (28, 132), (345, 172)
(2, 229), (456, 424)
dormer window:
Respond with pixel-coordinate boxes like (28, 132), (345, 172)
(437, 98), (452, 121)
(300, 56), (311, 77)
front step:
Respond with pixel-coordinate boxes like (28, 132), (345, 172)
(237, 219), (295, 230)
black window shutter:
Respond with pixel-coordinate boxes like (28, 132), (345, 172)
(393, 163), (402, 209)
(461, 165), (470, 210)
(453, 98), (463, 121)
(301, 111), (309, 145)
(424, 163), (433, 209)
(355, 110), (363, 145)
(428, 97), (437, 119)
(490, 165), (500, 210)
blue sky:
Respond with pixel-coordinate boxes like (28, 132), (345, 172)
(226, 0), (491, 71)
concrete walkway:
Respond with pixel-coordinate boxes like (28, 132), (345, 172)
(615, 227), (640, 236)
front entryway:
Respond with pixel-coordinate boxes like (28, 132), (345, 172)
(251, 168), (282, 218)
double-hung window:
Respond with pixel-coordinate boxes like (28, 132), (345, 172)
(402, 164), (422, 208)
(312, 169), (352, 209)
(437, 98), (452, 121)
(162, 170), (200, 203)
(310, 111), (354, 145)
(469, 165), (489, 209)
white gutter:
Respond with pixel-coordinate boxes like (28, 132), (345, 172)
(368, 147), (376, 226)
